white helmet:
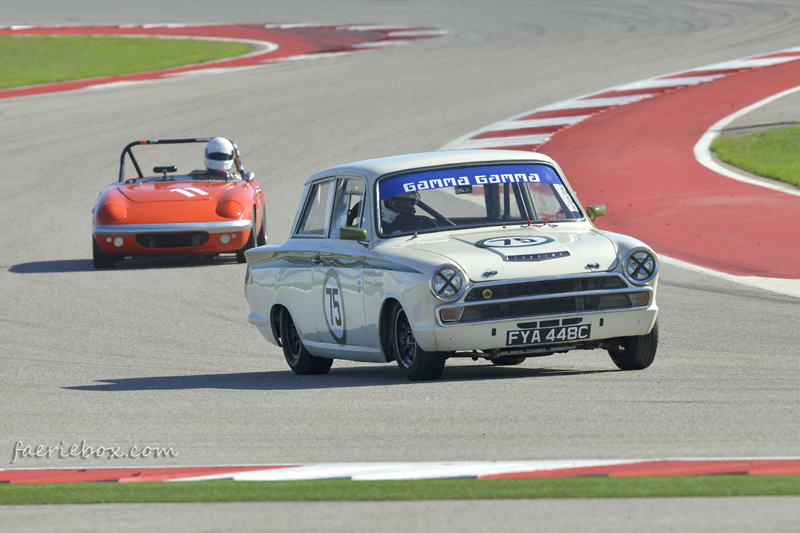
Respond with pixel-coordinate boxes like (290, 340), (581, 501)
(205, 137), (235, 171)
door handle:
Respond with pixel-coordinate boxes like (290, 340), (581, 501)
(311, 256), (323, 266)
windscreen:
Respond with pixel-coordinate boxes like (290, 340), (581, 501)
(376, 163), (582, 236)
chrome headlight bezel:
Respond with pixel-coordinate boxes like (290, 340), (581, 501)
(623, 248), (658, 285)
(429, 264), (467, 302)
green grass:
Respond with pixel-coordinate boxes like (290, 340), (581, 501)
(2, 476), (800, 505)
(710, 125), (800, 188)
(0, 35), (252, 90)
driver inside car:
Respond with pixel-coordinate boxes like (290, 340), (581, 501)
(381, 191), (419, 234)
(190, 137), (241, 180)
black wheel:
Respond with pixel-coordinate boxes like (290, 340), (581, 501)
(391, 304), (445, 381)
(608, 319), (659, 370)
(236, 209), (258, 263)
(491, 356), (526, 366)
(256, 209), (267, 246)
(92, 237), (116, 269)
(279, 308), (332, 375)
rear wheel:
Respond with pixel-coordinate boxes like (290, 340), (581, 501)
(608, 319), (658, 370)
(92, 237), (116, 269)
(236, 209), (258, 263)
(279, 308), (333, 375)
(391, 304), (445, 381)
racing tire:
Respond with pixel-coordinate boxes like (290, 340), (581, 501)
(391, 304), (446, 381)
(279, 308), (333, 375)
(256, 209), (267, 247)
(608, 319), (659, 370)
(92, 237), (116, 269)
(236, 209), (258, 263)
(491, 356), (526, 366)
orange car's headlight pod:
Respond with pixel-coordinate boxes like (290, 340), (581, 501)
(216, 200), (244, 219)
(98, 204), (128, 223)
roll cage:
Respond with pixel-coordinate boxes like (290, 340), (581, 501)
(118, 138), (246, 183)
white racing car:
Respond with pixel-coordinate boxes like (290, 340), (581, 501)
(244, 150), (659, 380)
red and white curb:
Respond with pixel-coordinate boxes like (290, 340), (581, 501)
(0, 24), (446, 100)
(441, 47), (800, 153)
(441, 47), (800, 295)
(2, 458), (800, 484)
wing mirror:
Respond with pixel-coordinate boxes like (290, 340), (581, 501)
(339, 227), (368, 242)
(243, 172), (255, 182)
(586, 204), (606, 220)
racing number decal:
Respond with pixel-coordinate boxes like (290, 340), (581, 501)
(322, 269), (346, 344)
(476, 236), (554, 248)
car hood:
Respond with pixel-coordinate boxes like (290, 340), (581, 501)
(392, 225), (619, 281)
(117, 181), (235, 202)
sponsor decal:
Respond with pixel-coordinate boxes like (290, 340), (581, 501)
(322, 269), (346, 344)
(378, 164), (562, 201)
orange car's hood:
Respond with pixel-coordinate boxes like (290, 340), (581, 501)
(117, 181), (235, 202)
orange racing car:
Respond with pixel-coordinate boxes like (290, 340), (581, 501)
(92, 137), (266, 269)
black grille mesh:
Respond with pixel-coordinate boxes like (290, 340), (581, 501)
(136, 232), (209, 248)
(465, 275), (627, 302)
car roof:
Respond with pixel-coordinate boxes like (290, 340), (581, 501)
(304, 149), (559, 185)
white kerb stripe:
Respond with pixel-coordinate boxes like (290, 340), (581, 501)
(457, 134), (551, 149)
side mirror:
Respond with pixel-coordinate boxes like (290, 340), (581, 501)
(339, 227), (368, 242)
(586, 204), (606, 220)
(243, 172), (255, 182)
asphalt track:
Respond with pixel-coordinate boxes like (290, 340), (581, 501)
(2, 1), (800, 531)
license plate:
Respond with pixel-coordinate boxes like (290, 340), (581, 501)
(506, 324), (591, 346)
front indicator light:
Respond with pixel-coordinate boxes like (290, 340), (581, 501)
(440, 307), (464, 323)
(627, 291), (650, 307)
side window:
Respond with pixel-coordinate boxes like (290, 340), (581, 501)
(330, 178), (366, 239)
(296, 180), (333, 236)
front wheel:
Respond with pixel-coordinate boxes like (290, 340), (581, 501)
(236, 209), (258, 263)
(608, 319), (658, 370)
(279, 308), (333, 375)
(92, 237), (116, 269)
(256, 209), (267, 246)
(391, 304), (445, 381)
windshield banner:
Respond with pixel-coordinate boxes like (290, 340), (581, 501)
(378, 164), (562, 200)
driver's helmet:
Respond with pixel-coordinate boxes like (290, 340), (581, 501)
(381, 191), (419, 224)
(205, 137), (235, 171)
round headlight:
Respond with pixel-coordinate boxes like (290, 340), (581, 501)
(624, 249), (658, 284)
(216, 200), (244, 219)
(430, 265), (465, 301)
(98, 204), (128, 223)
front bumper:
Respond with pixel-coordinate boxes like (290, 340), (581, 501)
(423, 304), (658, 353)
(93, 220), (253, 256)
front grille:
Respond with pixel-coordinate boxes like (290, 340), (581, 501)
(136, 232), (209, 248)
(457, 292), (649, 323)
(464, 275), (627, 302)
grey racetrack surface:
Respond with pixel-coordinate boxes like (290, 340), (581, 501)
(2, 1), (799, 530)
